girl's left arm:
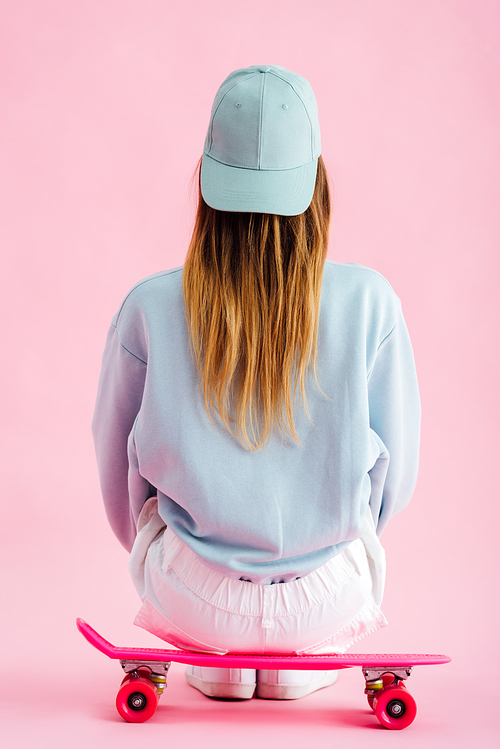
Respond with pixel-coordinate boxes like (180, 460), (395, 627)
(92, 323), (147, 551)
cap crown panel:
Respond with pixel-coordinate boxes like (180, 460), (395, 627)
(260, 75), (312, 169)
(207, 74), (262, 169)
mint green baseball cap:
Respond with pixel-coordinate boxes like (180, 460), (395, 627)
(201, 65), (321, 216)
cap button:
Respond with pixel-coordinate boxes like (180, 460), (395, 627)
(259, 66), (271, 73)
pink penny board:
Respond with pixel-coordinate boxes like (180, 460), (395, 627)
(77, 618), (450, 729)
(77, 618), (449, 670)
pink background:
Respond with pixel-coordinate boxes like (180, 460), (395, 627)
(1, 1), (499, 746)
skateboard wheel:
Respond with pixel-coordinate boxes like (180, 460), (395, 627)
(374, 685), (417, 730)
(116, 676), (159, 723)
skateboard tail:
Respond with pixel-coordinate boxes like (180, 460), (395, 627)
(77, 618), (119, 658)
(76, 618), (351, 668)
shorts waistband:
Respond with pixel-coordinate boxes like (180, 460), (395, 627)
(162, 526), (367, 619)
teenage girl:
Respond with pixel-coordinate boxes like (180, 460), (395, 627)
(92, 65), (420, 700)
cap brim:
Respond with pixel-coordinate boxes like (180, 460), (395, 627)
(201, 154), (318, 216)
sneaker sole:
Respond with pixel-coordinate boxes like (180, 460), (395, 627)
(185, 671), (256, 700)
(256, 671), (339, 700)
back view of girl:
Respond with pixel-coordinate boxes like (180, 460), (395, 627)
(92, 65), (420, 700)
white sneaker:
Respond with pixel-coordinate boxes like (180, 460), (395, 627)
(185, 666), (256, 699)
(256, 669), (339, 700)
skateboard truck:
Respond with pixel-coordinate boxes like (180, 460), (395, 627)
(363, 667), (412, 697)
(364, 666), (412, 687)
(120, 659), (171, 696)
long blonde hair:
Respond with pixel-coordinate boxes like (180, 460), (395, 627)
(182, 155), (331, 450)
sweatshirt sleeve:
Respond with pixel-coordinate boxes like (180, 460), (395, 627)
(367, 305), (421, 535)
(91, 323), (148, 551)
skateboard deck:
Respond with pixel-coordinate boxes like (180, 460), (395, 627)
(77, 618), (450, 729)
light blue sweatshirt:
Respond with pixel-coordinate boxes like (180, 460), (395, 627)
(92, 260), (420, 583)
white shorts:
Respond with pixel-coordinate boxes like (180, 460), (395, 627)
(129, 497), (388, 655)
